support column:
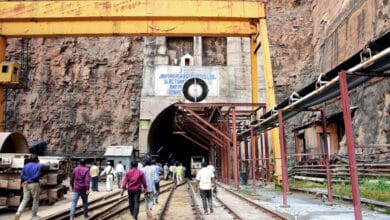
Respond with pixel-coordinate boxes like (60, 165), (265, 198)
(320, 109), (334, 203)
(339, 71), (362, 220)
(244, 136), (249, 177)
(232, 107), (239, 189)
(250, 34), (260, 179)
(226, 140), (231, 185)
(278, 110), (289, 207)
(250, 127), (257, 193)
(259, 133), (264, 184)
(259, 12), (282, 184)
(264, 129), (271, 182)
(0, 37), (6, 132)
(210, 144), (215, 166)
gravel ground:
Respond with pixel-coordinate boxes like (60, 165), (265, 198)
(233, 183), (390, 220)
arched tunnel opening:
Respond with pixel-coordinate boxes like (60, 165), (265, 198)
(148, 104), (209, 177)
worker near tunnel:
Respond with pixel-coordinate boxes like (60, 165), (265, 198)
(142, 158), (156, 218)
(115, 161), (125, 189)
(101, 161), (116, 191)
(195, 161), (215, 215)
(121, 160), (147, 220)
(15, 154), (42, 220)
(69, 158), (91, 220)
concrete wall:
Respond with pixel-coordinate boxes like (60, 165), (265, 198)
(139, 36), (265, 153)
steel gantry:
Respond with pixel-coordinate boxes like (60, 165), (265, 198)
(173, 102), (268, 189)
(0, 0), (283, 183)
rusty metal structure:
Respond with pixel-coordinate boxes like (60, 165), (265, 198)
(0, 132), (68, 207)
(173, 102), (267, 188)
(236, 31), (390, 220)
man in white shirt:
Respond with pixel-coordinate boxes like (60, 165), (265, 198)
(195, 162), (215, 215)
(141, 159), (156, 218)
(100, 162), (115, 191)
(115, 161), (125, 188)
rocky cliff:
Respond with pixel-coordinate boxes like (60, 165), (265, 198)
(5, 37), (144, 154)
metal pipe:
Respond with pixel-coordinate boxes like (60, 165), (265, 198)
(240, 46), (390, 136)
(339, 71), (362, 220)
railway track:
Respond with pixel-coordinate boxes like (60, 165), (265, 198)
(43, 181), (175, 220)
(215, 183), (287, 220)
(157, 181), (201, 220)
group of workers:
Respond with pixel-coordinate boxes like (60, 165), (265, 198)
(163, 162), (186, 184)
(13, 155), (216, 220)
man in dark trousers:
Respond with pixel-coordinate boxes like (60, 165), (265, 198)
(70, 159), (91, 220)
(195, 162), (215, 215)
(15, 154), (42, 220)
(121, 160), (147, 220)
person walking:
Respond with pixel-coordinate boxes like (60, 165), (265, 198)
(169, 163), (176, 182)
(70, 159), (91, 220)
(115, 161), (125, 188)
(152, 161), (163, 204)
(14, 154), (42, 220)
(163, 163), (169, 180)
(175, 162), (185, 184)
(195, 162), (215, 215)
(100, 161), (115, 191)
(90, 162), (99, 192)
(141, 158), (156, 218)
(121, 161), (146, 220)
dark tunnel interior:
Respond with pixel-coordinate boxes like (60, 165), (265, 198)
(148, 105), (208, 177)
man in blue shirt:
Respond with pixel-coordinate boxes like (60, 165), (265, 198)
(15, 154), (42, 220)
(152, 160), (163, 204)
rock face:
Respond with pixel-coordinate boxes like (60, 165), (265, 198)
(5, 37), (144, 154)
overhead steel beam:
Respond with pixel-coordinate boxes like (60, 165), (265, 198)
(176, 102), (266, 108)
(184, 107), (232, 143)
(0, 0), (265, 21)
(185, 116), (225, 148)
(0, 20), (256, 37)
(0, 0), (264, 37)
(173, 131), (209, 151)
(178, 126), (211, 148)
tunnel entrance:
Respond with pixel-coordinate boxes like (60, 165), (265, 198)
(147, 104), (208, 177)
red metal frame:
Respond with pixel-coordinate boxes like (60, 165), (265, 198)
(250, 127), (257, 193)
(244, 135), (249, 177)
(320, 109), (334, 203)
(232, 107), (239, 188)
(278, 109), (289, 206)
(259, 133), (265, 184)
(173, 103), (268, 187)
(339, 71), (362, 220)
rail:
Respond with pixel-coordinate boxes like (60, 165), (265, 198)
(216, 183), (288, 220)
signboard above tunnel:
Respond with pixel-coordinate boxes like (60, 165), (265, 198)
(155, 66), (219, 97)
